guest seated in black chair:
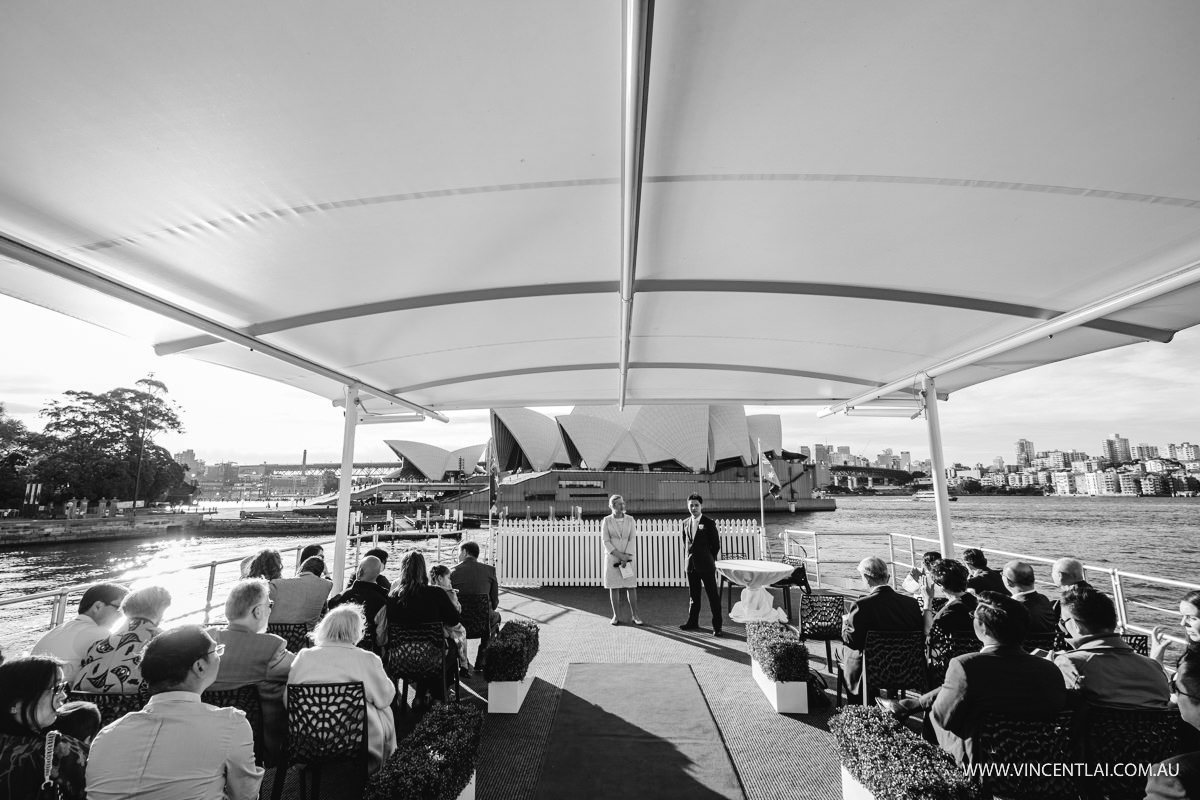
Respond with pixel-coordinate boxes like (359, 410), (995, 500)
(1001, 560), (1057, 633)
(328, 555), (389, 650)
(920, 559), (976, 635)
(962, 549), (1009, 597)
(903, 550), (942, 607)
(839, 556), (923, 703)
(879, 592), (1067, 766)
(1147, 651), (1200, 799)
(288, 605), (396, 774)
(386, 551), (462, 703)
(0, 656), (93, 800)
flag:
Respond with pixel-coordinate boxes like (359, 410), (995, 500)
(761, 453), (782, 499)
(488, 440), (500, 514)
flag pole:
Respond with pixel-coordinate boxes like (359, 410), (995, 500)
(758, 437), (766, 557)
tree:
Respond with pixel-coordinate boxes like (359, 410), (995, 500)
(27, 380), (189, 504)
(960, 478), (983, 494)
(0, 403), (30, 508)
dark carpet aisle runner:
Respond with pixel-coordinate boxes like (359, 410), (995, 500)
(533, 662), (745, 800)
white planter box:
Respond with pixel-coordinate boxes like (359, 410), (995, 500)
(487, 676), (530, 713)
(751, 657), (809, 714)
(457, 770), (476, 800)
(841, 764), (875, 800)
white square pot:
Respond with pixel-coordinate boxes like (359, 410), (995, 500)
(457, 770), (476, 800)
(487, 676), (530, 713)
(841, 764), (875, 800)
(751, 657), (809, 714)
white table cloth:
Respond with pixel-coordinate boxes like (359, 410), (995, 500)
(714, 559), (795, 623)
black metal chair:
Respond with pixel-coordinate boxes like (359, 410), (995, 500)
(770, 554), (813, 622)
(1122, 632), (1150, 656)
(798, 592), (845, 668)
(202, 684), (268, 766)
(1022, 629), (1067, 654)
(272, 681), (368, 800)
(718, 552), (748, 612)
(926, 625), (982, 688)
(459, 593), (496, 665)
(976, 711), (1076, 799)
(267, 622), (312, 654)
(381, 622), (458, 712)
(837, 630), (926, 707)
(1079, 704), (1179, 799)
(67, 683), (150, 727)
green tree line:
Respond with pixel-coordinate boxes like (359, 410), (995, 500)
(0, 379), (193, 510)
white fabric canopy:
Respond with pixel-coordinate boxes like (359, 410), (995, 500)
(4, 2), (1200, 420)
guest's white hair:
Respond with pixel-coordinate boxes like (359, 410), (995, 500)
(313, 604), (363, 646)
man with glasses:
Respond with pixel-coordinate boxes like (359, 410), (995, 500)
(1054, 585), (1169, 709)
(1146, 653), (1200, 799)
(87, 625), (263, 800)
(840, 556), (923, 701)
(31, 582), (129, 682)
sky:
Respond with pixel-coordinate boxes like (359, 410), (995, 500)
(4, 292), (1200, 469)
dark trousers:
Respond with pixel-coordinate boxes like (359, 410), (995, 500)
(686, 567), (722, 630)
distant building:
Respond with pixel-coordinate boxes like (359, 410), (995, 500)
(1102, 434), (1133, 465)
(1135, 443), (1160, 461)
(1052, 472), (1076, 495)
(1015, 439), (1035, 469)
(1118, 474), (1141, 495)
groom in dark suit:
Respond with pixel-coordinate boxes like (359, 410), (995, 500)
(680, 493), (723, 636)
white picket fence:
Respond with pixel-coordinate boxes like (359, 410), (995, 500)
(494, 518), (763, 587)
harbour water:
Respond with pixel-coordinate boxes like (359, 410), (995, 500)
(1, 495), (1196, 656)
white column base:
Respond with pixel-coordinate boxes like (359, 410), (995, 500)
(487, 676), (530, 714)
(841, 764), (875, 800)
(751, 657), (809, 713)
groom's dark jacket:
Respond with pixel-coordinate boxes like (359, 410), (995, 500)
(682, 514), (721, 573)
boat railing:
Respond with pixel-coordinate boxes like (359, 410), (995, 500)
(782, 528), (1200, 650)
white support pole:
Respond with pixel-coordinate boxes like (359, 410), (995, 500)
(757, 438), (766, 553)
(333, 385), (359, 594)
(922, 375), (954, 556)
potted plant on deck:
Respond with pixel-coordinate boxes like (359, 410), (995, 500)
(745, 621), (812, 713)
(483, 620), (540, 713)
(366, 703), (484, 800)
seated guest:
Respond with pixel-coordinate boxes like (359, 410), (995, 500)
(245, 549), (283, 582)
(430, 563), (472, 676)
(903, 550), (942, 606)
(449, 541), (501, 665)
(0, 656), (91, 800)
(387, 551), (462, 703)
(365, 547), (392, 591)
(87, 626), (262, 800)
(962, 549), (1009, 596)
(270, 556), (332, 629)
(880, 592), (1068, 766)
(1054, 585), (1169, 710)
(73, 585), (172, 694)
(1050, 556), (1093, 616)
(32, 583), (129, 682)
(920, 559), (977, 635)
(1146, 652), (1200, 799)
(1151, 588), (1200, 668)
(840, 556), (923, 700)
(1001, 560), (1058, 633)
(296, 544), (330, 577)
(328, 555), (390, 649)
(209, 579), (294, 760)
(288, 605), (396, 774)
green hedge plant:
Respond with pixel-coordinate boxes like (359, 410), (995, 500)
(746, 621), (810, 682)
(366, 703), (484, 800)
(483, 619), (540, 682)
(830, 706), (983, 800)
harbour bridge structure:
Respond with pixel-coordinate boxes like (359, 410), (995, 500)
(5, 4), (1200, 585)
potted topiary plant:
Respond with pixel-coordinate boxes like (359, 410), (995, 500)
(483, 620), (540, 713)
(366, 703), (485, 800)
(746, 621), (811, 713)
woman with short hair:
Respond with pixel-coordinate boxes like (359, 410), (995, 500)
(601, 494), (642, 626)
(0, 656), (91, 800)
(287, 605), (396, 774)
(73, 585), (172, 694)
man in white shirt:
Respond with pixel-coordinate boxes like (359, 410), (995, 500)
(87, 625), (263, 800)
(31, 582), (128, 681)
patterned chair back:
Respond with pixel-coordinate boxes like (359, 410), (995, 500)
(799, 593), (844, 640)
(1022, 630), (1066, 654)
(976, 711), (1075, 799)
(267, 622), (312, 653)
(285, 681), (368, 765)
(202, 684), (267, 765)
(459, 594), (493, 640)
(1121, 633), (1150, 656)
(1083, 704), (1179, 799)
(926, 626), (982, 688)
(67, 683), (150, 727)
(381, 622), (445, 684)
(862, 631), (926, 698)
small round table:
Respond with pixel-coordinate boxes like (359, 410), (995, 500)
(714, 559), (795, 623)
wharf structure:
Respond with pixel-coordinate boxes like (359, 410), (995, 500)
(387, 406), (835, 517)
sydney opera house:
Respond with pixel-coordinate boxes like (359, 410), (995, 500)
(385, 406), (833, 517)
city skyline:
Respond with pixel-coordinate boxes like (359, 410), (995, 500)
(4, 292), (1200, 470)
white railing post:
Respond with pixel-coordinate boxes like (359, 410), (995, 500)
(203, 561), (217, 624)
(888, 536), (898, 588)
(1110, 569), (1130, 630)
(812, 532), (822, 588)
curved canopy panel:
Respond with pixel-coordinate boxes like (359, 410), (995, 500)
(4, 2), (1200, 418)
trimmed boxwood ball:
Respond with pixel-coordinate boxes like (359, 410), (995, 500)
(366, 703), (484, 800)
(746, 621), (810, 682)
(483, 620), (540, 682)
(830, 706), (983, 800)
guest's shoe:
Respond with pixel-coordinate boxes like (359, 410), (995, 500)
(679, 623), (701, 631)
(459, 666), (473, 680)
(876, 697), (918, 721)
(712, 629), (723, 638)
(610, 617), (620, 626)
(632, 616), (645, 626)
